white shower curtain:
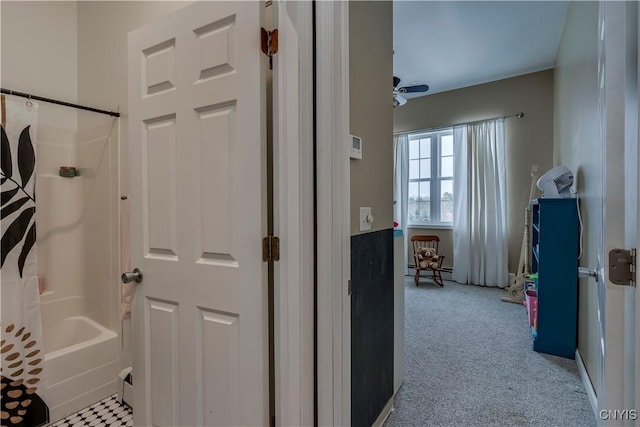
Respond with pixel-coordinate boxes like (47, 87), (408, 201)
(393, 134), (409, 275)
(1, 95), (49, 426)
(452, 119), (508, 287)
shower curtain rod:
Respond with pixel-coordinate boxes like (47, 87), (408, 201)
(1, 88), (120, 118)
(394, 112), (524, 136)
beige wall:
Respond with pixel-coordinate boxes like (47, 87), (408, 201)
(394, 70), (555, 273)
(1, 1), (86, 308)
(1, 1), (78, 130)
(554, 1), (601, 395)
(77, 1), (193, 194)
(349, 1), (394, 235)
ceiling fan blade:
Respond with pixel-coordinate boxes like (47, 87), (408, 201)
(393, 94), (407, 108)
(393, 76), (401, 88)
(399, 84), (429, 93)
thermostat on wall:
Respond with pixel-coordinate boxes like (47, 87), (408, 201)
(350, 135), (362, 159)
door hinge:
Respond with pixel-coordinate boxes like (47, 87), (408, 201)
(609, 248), (636, 287)
(262, 235), (280, 262)
(348, 280), (352, 296)
(261, 27), (278, 69)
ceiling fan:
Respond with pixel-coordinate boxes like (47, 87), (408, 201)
(393, 76), (429, 107)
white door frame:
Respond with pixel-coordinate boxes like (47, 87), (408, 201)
(636, 3), (640, 416)
(315, 1), (351, 426)
(599, 0), (626, 416)
(598, 1), (639, 424)
(276, 2), (351, 424)
(272, 1), (315, 425)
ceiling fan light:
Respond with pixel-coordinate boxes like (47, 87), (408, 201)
(393, 94), (407, 108)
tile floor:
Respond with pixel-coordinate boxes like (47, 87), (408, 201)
(48, 395), (132, 427)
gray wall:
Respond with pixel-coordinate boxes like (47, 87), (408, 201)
(394, 70), (555, 274)
(554, 1), (601, 395)
(349, 1), (394, 235)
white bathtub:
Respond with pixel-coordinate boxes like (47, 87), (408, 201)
(42, 305), (119, 423)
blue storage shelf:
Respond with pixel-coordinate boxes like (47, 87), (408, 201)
(529, 197), (579, 359)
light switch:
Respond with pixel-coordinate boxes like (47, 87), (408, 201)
(359, 207), (373, 231)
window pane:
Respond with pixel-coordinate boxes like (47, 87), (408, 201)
(441, 179), (453, 222)
(408, 181), (430, 223)
(408, 200), (417, 223)
(417, 201), (430, 223)
(441, 156), (454, 177)
(419, 159), (431, 178)
(409, 139), (420, 159)
(409, 160), (419, 179)
(419, 181), (430, 202)
(420, 138), (431, 158)
(441, 134), (453, 156)
(408, 181), (419, 223)
(408, 182), (419, 200)
(420, 182), (431, 221)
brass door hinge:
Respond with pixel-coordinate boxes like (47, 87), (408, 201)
(261, 28), (278, 69)
(609, 248), (636, 287)
(263, 235), (280, 262)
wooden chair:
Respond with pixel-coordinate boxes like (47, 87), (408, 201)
(411, 235), (445, 287)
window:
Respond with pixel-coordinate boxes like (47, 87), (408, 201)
(408, 129), (454, 226)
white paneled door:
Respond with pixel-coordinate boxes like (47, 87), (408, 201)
(127, 2), (267, 426)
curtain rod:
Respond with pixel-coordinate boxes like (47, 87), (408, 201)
(394, 112), (524, 136)
(1, 88), (120, 118)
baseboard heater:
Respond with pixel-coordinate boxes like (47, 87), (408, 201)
(117, 367), (133, 409)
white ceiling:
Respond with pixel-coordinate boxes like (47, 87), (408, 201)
(393, 1), (570, 99)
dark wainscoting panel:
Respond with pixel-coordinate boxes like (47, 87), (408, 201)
(351, 228), (394, 427)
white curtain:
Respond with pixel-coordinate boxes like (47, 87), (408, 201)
(1, 95), (50, 425)
(393, 134), (409, 275)
(452, 119), (508, 287)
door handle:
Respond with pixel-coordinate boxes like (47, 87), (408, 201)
(122, 268), (143, 284)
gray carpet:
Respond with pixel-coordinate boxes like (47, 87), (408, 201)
(385, 278), (596, 427)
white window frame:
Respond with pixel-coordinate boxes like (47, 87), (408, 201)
(407, 128), (454, 228)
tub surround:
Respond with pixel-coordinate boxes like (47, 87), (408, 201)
(43, 308), (119, 422)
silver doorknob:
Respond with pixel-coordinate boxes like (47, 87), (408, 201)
(122, 268), (143, 284)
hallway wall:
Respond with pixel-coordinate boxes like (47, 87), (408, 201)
(349, 2), (395, 426)
(349, 0), (394, 235)
(553, 0), (601, 395)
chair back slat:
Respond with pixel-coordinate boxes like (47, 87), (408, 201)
(410, 235), (445, 287)
(411, 235), (440, 257)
